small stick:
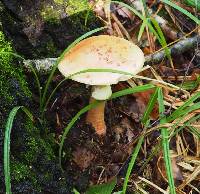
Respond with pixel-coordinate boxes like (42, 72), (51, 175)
(145, 35), (200, 65)
(111, 13), (132, 41)
(23, 35), (200, 72)
(112, 22), (124, 38)
(23, 58), (57, 74)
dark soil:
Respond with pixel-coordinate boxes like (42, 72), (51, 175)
(45, 79), (156, 193)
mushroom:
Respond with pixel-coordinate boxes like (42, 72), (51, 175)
(58, 35), (144, 135)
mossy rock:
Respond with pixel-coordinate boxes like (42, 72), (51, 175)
(0, 0), (102, 58)
(0, 32), (31, 102)
(0, 32), (72, 193)
(9, 118), (72, 193)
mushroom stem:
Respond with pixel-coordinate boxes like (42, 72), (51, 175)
(86, 97), (106, 136)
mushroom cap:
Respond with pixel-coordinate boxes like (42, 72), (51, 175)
(58, 35), (144, 85)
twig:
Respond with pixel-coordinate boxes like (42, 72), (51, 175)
(145, 35), (200, 65)
(111, 13), (132, 41)
(138, 176), (169, 194)
(23, 35), (200, 73)
(23, 58), (57, 74)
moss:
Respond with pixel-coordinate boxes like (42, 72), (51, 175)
(0, 31), (31, 104)
(53, 0), (64, 4)
(46, 40), (57, 54)
(11, 160), (39, 188)
(10, 118), (55, 192)
(53, 0), (89, 14)
(41, 5), (61, 24)
(20, 119), (55, 164)
(42, 0), (90, 24)
(53, 0), (92, 21)
(65, 0), (90, 16)
(64, 1), (100, 35)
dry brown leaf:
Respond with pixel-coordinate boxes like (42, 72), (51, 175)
(157, 151), (184, 185)
(190, 69), (200, 80)
(133, 89), (159, 120)
(72, 147), (95, 170)
(114, 84), (159, 120)
(116, 5), (134, 19)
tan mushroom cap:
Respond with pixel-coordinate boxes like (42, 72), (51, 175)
(58, 35), (144, 85)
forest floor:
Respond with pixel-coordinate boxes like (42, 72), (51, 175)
(1, 0), (200, 194)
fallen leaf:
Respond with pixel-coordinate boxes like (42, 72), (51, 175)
(116, 5), (134, 19)
(133, 89), (159, 120)
(72, 147), (95, 170)
(157, 151), (184, 185)
(114, 84), (159, 120)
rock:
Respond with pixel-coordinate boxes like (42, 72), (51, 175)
(0, 0), (101, 58)
(0, 31), (72, 193)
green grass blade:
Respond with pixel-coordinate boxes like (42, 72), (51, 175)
(187, 126), (200, 139)
(138, 19), (148, 41)
(150, 18), (173, 66)
(157, 88), (176, 194)
(180, 78), (200, 90)
(111, 1), (170, 50)
(122, 135), (144, 194)
(147, 18), (173, 69)
(146, 20), (162, 43)
(167, 112), (200, 138)
(4, 106), (22, 194)
(85, 177), (117, 194)
(184, 0), (200, 11)
(84, 0), (94, 25)
(4, 106), (34, 194)
(139, 142), (161, 173)
(41, 77), (68, 118)
(73, 188), (80, 194)
(21, 107), (34, 122)
(140, 0), (149, 17)
(41, 26), (107, 111)
(138, 0), (148, 41)
(161, 0), (200, 24)
(167, 91), (200, 122)
(26, 63), (42, 109)
(111, 84), (155, 99)
(168, 102), (200, 122)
